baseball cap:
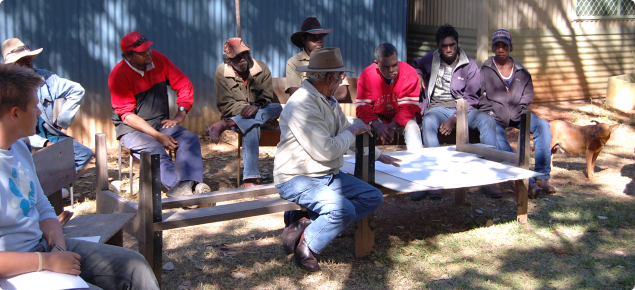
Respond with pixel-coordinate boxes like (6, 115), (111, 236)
(492, 29), (512, 46)
(223, 37), (250, 58)
(120, 32), (154, 53)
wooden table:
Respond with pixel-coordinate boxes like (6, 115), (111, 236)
(347, 99), (537, 258)
(341, 146), (541, 193)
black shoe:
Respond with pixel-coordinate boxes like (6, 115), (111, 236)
(410, 191), (428, 201)
(282, 217), (311, 255)
(428, 189), (443, 200)
(294, 232), (320, 272)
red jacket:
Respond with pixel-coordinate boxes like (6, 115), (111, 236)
(109, 50), (193, 138)
(356, 62), (421, 127)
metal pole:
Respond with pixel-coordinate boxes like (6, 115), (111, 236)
(235, 0), (241, 38)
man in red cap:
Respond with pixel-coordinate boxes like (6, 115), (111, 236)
(109, 32), (209, 197)
(285, 17), (349, 101)
(207, 37), (281, 187)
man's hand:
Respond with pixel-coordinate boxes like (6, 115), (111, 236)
(378, 154), (401, 167)
(347, 121), (373, 136)
(43, 251), (82, 276)
(418, 74), (425, 90)
(439, 115), (457, 135)
(161, 111), (186, 128)
(372, 120), (395, 144)
(240, 104), (259, 118)
(154, 132), (178, 150)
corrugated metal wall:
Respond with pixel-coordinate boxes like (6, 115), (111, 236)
(510, 26), (635, 103)
(0, 0), (407, 148)
(240, 0), (407, 78)
(407, 0), (635, 103)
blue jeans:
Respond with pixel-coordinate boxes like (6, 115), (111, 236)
(72, 139), (94, 172)
(422, 106), (498, 147)
(231, 103), (282, 180)
(495, 113), (552, 181)
(120, 125), (203, 189)
(31, 238), (159, 290)
(276, 172), (384, 254)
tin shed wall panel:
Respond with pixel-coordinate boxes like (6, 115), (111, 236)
(0, 0), (407, 148)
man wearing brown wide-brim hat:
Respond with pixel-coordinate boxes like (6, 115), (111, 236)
(285, 17), (350, 101)
(274, 47), (400, 272)
(2, 38), (94, 173)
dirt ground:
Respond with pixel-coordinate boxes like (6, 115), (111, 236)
(65, 100), (635, 289)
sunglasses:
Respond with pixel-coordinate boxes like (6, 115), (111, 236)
(6, 45), (30, 58)
(125, 36), (148, 52)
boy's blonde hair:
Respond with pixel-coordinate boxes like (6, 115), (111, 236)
(0, 64), (44, 117)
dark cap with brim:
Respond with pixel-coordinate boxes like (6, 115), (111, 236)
(291, 17), (333, 48)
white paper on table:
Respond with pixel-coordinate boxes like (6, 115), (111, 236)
(0, 270), (89, 290)
(344, 148), (541, 190)
(69, 236), (101, 243)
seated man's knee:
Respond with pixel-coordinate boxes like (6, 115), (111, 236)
(329, 202), (357, 224)
(422, 115), (439, 132)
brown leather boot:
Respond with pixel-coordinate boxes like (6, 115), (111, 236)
(207, 119), (235, 144)
(282, 217), (311, 255)
(294, 231), (320, 272)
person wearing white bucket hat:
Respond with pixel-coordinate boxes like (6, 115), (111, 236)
(274, 47), (400, 272)
(2, 38), (94, 173)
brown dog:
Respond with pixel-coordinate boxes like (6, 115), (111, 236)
(550, 120), (620, 179)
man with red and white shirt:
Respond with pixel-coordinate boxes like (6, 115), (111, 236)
(356, 43), (422, 150)
(109, 32), (209, 197)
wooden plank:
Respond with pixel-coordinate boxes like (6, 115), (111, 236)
(456, 100), (469, 145)
(517, 111), (531, 168)
(95, 133), (108, 192)
(155, 197), (300, 231)
(32, 138), (76, 197)
(137, 153), (155, 272)
(456, 143), (518, 164)
(354, 132), (376, 259)
(62, 213), (134, 244)
(454, 187), (467, 206)
(259, 130), (281, 146)
(150, 154), (162, 285)
(515, 179), (529, 224)
(96, 189), (138, 214)
(162, 184), (278, 209)
(354, 213), (375, 258)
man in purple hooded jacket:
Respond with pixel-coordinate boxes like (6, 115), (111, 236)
(478, 29), (556, 197)
(411, 24), (500, 200)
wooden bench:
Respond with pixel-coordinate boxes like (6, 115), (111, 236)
(33, 138), (134, 246)
(93, 134), (300, 284)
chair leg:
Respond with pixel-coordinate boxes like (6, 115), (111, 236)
(237, 135), (242, 188)
(129, 153), (134, 195)
(70, 183), (74, 210)
(118, 141), (122, 181)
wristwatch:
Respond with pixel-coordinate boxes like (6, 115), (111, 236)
(178, 106), (188, 114)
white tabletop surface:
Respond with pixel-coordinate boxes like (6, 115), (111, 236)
(341, 146), (541, 193)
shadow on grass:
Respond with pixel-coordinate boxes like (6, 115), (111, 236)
(621, 164), (635, 196)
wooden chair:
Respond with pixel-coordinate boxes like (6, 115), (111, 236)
(117, 139), (175, 195)
(32, 138), (76, 215)
(33, 138), (134, 246)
